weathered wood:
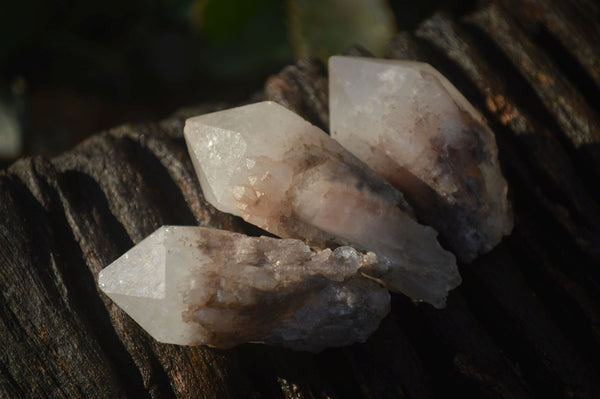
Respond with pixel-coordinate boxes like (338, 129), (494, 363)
(502, 0), (600, 89)
(2, 1), (600, 397)
(465, 4), (600, 185)
(412, 9), (600, 363)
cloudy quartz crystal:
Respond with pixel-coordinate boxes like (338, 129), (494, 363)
(329, 56), (513, 262)
(98, 226), (390, 351)
(184, 101), (459, 308)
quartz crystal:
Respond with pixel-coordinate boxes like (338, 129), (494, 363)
(98, 226), (390, 351)
(329, 56), (513, 262)
(184, 101), (460, 308)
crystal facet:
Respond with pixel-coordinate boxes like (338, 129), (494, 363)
(329, 56), (513, 262)
(98, 226), (390, 351)
(184, 101), (459, 308)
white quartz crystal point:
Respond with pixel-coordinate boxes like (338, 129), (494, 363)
(329, 56), (513, 262)
(184, 101), (460, 308)
(98, 226), (390, 352)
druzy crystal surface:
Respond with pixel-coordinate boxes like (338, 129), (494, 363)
(329, 56), (513, 262)
(98, 226), (390, 351)
(184, 101), (459, 308)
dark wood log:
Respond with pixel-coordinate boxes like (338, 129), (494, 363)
(2, 1), (600, 397)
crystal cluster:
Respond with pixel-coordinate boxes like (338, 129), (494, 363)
(329, 56), (513, 261)
(184, 101), (459, 308)
(99, 57), (512, 351)
(98, 226), (389, 351)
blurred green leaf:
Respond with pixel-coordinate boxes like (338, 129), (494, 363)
(191, 0), (292, 78)
(288, 0), (395, 59)
(191, 0), (270, 40)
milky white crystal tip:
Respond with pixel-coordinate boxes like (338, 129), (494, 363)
(184, 101), (460, 308)
(329, 56), (513, 262)
(98, 226), (390, 351)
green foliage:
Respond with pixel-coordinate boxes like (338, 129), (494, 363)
(189, 0), (396, 77)
(192, 0), (270, 40)
(190, 0), (291, 77)
(288, 0), (395, 60)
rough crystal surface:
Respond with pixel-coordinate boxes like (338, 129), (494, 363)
(98, 226), (390, 351)
(184, 101), (460, 308)
(329, 56), (513, 262)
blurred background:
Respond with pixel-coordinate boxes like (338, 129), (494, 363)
(0, 0), (474, 168)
